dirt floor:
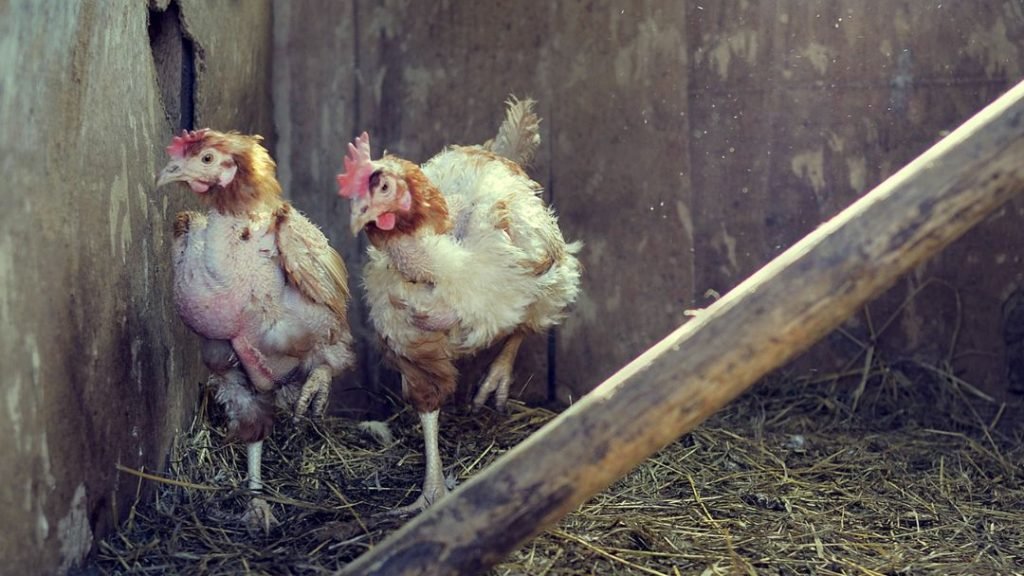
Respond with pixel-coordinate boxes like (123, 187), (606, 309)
(92, 360), (1023, 575)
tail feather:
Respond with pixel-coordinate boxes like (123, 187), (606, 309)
(484, 96), (541, 166)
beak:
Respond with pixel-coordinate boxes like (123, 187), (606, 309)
(349, 196), (373, 236)
(156, 159), (187, 188)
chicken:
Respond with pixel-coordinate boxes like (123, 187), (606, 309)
(156, 129), (355, 531)
(336, 99), (581, 512)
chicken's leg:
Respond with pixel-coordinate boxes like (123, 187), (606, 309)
(232, 335), (275, 392)
(391, 410), (450, 515)
(473, 332), (525, 412)
(241, 440), (279, 534)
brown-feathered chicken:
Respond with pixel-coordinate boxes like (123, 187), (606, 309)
(336, 99), (581, 512)
(156, 129), (355, 530)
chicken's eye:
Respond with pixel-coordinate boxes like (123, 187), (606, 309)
(381, 181), (389, 194)
(201, 153), (214, 164)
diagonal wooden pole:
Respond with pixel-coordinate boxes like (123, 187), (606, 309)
(340, 80), (1024, 576)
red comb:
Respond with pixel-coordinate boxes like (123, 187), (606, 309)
(166, 129), (209, 159)
(336, 132), (374, 199)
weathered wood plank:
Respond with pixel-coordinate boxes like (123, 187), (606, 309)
(272, 0), (384, 415)
(689, 0), (1024, 393)
(0, 1), (274, 570)
(338, 80), (1024, 576)
(550, 0), (694, 404)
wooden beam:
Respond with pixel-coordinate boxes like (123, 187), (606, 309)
(339, 80), (1024, 576)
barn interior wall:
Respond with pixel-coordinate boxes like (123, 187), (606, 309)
(0, 1), (274, 573)
(687, 1), (1024, 400)
(277, 0), (1024, 409)
(1, 2), (1020, 572)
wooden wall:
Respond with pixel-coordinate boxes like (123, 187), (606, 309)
(276, 0), (1024, 412)
(0, 1), (275, 572)
(687, 1), (1024, 397)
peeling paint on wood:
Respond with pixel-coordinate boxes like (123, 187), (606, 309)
(57, 484), (92, 573)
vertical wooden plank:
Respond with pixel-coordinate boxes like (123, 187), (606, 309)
(347, 1), (697, 404)
(272, 0), (383, 415)
(847, 1), (1024, 396)
(687, 0), (779, 298)
(550, 1), (694, 402)
(277, 0), (1023, 403)
(0, 0), (277, 570)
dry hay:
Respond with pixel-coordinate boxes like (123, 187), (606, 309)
(93, 361), (1024, 576)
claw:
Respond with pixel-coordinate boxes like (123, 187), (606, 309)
(472, 369), (512, 413)
(242, 441), (277, 535)
(294, 365), (332, 420)
(473, 332), (525, 412)
(242, 496), (279, 535)
(387, 481), (451, 517)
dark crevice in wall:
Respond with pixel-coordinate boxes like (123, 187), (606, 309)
(546, 39), (559, 404)
(352, 0), (361, 131)
(351, 0), (383, 403)
(179, 29), (195, 131)
(148, 1), (195, 131)
(547, 329), (557, 403)
(1003, 289), (1024, 395)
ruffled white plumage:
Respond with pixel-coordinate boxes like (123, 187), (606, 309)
(363, 144), (580, 359)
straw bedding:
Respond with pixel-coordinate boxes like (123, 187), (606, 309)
(93, 358), (1023, 575)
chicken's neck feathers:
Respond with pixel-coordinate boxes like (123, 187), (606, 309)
(381, 231), (448, 285)
(201, 156), (285, 217)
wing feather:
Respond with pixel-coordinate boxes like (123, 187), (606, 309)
(273, 204), (350, 320)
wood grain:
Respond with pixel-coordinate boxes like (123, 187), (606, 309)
(687, 0), (1024, 392)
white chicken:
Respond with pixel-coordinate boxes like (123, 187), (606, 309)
(337, 99), (582, 512)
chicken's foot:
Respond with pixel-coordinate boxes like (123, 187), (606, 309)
(241, 440), (279, 534)
(473, 332), (525, 412)
(293, 365), (332, 421)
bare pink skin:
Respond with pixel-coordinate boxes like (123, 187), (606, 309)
(162, 140), (295, 391)
(232, 335), (277, 390)
(172, 212), (296, 391)
(162, 133), (353, 408)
